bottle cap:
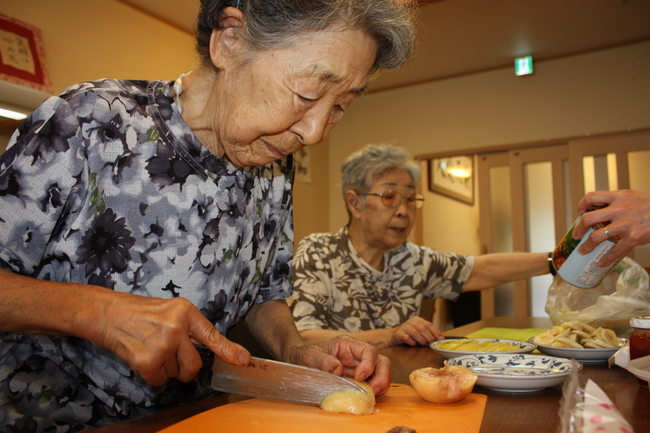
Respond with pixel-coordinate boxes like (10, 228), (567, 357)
(630, 316), (650, 329)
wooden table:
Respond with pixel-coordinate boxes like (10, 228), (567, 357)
(90, 317), (648, 433)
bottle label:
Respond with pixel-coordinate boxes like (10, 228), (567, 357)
(552, 216), (622, 289)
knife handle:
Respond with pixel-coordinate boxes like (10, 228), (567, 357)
(191, 344), (224, 393)
(194, 344), (215, 368)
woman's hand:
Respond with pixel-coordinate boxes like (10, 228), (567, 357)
(390, 316), (444, 347)
(0, 268), (251, 387)
(574, 190), (650, 266)
(298, 317), (444, 351)
(286, 335), (392, 396)
(94, 291), (251, 386)
(243, 300), (391, 395)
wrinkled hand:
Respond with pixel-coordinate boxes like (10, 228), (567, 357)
(574, 190), (650, 266)
(391, 316), (444, 347)
(95, 292), (250, 386)
(286, 335), (392, 396)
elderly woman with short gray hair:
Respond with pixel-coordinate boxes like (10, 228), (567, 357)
(0, 1), (416, 430)
(290, 144), (550, 349)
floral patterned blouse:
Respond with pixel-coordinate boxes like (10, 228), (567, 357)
(289, 227), (473, 332)
(0, 79), (294, 432)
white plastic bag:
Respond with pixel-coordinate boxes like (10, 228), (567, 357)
(558, 366), (634, 433)
(545, 257), (650, 337)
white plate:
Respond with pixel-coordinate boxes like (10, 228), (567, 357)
(430, 338), (536, 359)
(532, 338), (627, 364)
(447, 354), (581, 392)
(627, 354), (650, 387)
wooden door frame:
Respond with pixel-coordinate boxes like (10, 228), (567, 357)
(508, 145), (569, 316)
(568, 132), (650, 215)
(416, 129), (650, 321)
(476, 152), (508, 319)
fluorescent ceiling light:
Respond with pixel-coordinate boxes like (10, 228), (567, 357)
(0, 81), (51, 122)
(0, 107), (28, 120)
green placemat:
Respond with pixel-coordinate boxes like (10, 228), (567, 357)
(466, 327), (547, 342)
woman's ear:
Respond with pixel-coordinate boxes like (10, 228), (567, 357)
(346, 190), (363, 219)
(209, 7), (244, 69)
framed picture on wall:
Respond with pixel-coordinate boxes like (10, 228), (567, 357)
(0, 13), (52, 93)
(428, 156), (474, 205)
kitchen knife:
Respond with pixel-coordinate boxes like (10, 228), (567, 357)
(197, 346), (369, 405)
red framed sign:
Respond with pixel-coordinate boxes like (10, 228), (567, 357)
(0, 13), (52, 93)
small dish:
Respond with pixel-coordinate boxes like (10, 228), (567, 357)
(626, 354), (650, 388)
(430, 338), (536, 359)
(447, 354), (581, 392)
(532, 338), (627, 364)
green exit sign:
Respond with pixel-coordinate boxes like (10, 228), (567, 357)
(514, 56), (533, 76)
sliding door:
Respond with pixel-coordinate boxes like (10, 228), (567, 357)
(477, 130), (650, 318)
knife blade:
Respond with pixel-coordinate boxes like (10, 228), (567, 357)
(197, 346), (368, 405)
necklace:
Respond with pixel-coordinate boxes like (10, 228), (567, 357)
(171, 71), (191, 114)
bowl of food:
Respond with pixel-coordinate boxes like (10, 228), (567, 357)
(430, 338), (537, 359)
(532, 321), (625, 363)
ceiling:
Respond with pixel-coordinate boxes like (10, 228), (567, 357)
(2, 0), (649, 130)
(121, 0), (650, 92)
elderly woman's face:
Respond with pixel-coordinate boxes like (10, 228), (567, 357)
(214, 28), (377, 167)
(356, 168), (417, 251)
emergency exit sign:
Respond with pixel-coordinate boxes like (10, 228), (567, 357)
(515, 56), (533, 76)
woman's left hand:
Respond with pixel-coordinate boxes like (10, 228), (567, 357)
(288, 336), (392, 396)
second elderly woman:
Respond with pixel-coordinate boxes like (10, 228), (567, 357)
(0, 1), (416, 431)
(290, 144), (550, 349)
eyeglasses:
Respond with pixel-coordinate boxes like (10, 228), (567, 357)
(360, 190), (425, 210)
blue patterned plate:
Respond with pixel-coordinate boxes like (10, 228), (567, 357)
(430, 338), (536, 359)
(447, 354), (582, 392)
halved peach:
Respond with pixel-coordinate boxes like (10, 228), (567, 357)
(409, 365), (477, 404)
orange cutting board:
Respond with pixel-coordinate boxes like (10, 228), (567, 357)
(160, 383), (487, 433)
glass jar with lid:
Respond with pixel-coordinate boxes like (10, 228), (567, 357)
(630, 315), (650, 388)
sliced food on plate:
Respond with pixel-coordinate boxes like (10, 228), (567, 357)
(533, 321), (620, 349)
(532, 321), (626, 363)
(430, 338), (536, 359)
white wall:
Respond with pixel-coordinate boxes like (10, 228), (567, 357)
(0, 0), (196, 95)
(0, 0), (196, 155)
(328, 41), (650, 236)
(418, 160), (481, 256)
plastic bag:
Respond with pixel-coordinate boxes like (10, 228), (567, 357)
(545, 257), (650, 337)
(558, 364), (634, 433)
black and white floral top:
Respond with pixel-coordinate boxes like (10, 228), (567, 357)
(289, 227), (473, 332)
(0, 79), (294, 432)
